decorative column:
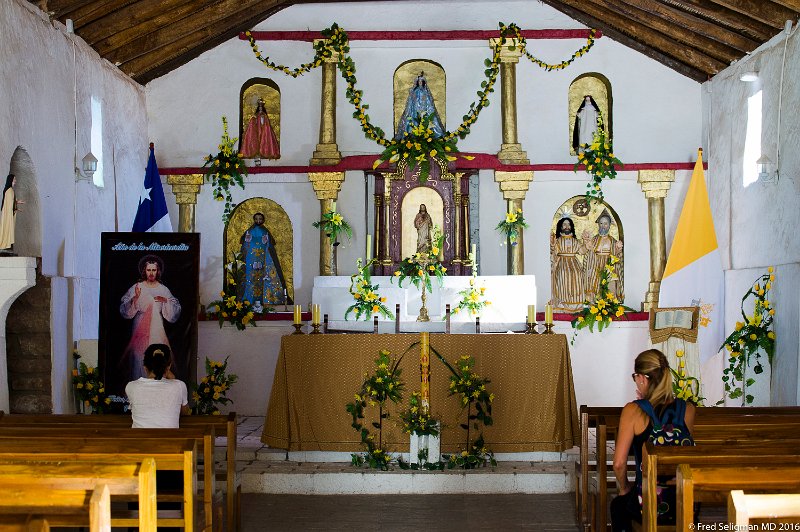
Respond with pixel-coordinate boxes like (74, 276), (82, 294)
(309, 172), (346, 275)
(310, 43), (342, 166)
(490, 39), (529, 165)
(637, 170), (675, 311)
(494, 171), (533, 275)
(166, 174), (204, 232)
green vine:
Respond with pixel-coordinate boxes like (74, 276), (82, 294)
(245, 22), (596, 177)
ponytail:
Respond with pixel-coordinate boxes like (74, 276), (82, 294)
(634, 348), (674, 408)
(143, 344), (171, 380)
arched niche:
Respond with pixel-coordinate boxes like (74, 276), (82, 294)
(224, 198), (294, 303)
(400, 186), (444, 259)
(393, 60), (446, 135)
(549, 196), (624, 310)
(7, 146), (41, 258)
(238, 78), (281, 159)
(568, 73), (613, 155)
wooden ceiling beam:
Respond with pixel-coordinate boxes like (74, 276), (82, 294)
(81, 0), (197, 49)
(537, 0), (709, 81)
(597, 0), (743, 62)
(768, 0), (800, 12)
(34, 0), (94, 19)
(611, 0), (759, 52)
(662, 0), (776, 41)
(107, 0), (278, 67)
(120, 2), (287, 83)
(706, 0), (797, 28)
(62, 0), (137, 30)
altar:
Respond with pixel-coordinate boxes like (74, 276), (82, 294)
(262, 333), (578, 453)
(312, 275), (536, 323)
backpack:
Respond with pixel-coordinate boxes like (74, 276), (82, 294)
(632, 399), (694, 522)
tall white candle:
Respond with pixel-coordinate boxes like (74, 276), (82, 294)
(471, 244), (477, 261)
(527, 304), (535, 324)
(331, 201), (336, 213)
(366, 235), (372, 262)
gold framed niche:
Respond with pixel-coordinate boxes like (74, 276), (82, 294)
(568, 73), (612, 156)
(239, 78), (281, 155)
(401, 186), (445, 259)
(393, 60), (446, 134)
(224, 198), (294, 302)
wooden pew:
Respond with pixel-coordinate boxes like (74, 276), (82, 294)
(641, 442), (800, 532)
(0, 458), (157, 531)
(0, 481), (111, 532)
(728, 490), (800, 526)
(0, 413), (240, 532)
(0, 438), (197, 531)
(575, 405), (620, 530)
(0, 516), (51, 531)
(590, 407), (800, 532)
(677, 464), (800, 531)
(0, 425), (217, 531)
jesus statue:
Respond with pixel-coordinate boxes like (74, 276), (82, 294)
(414, 203), (433, 253)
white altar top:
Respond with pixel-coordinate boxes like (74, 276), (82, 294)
(312, 275), (536, 324)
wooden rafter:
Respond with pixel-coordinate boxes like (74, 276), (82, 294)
(707, 0), (798, 28)
(122, 3), (288, 84)
(597, 0), (742, 62)
(79, 0), (197, 47)
(769, 0), (800, 11)
(60, 0), (138, 30)
(662, 0), (777, 41)
(38, 0), (94, 18)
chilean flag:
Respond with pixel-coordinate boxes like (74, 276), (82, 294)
(132, 143), (172, 232)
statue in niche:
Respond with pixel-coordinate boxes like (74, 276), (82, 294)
(414, 204), (433, 253)
(0, 174), (23, 254)
(550, 215), (586, 312)
(572, 95), (601, 153)
(395, 72), (446, 140)
(238, 212), (290, 310)
(582, 208), (624, 302)
(241, 98), (280, 161)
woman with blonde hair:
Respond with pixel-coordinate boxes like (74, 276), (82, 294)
(610, 349), (696, 531)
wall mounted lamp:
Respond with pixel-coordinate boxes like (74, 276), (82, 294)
(75, 151), (97, 181)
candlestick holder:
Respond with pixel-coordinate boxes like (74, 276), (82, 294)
(292, 323), (304, 335)
(526, 322), (539, 334)
(310, 323), (322, 334)
(543, 323), (554, 334)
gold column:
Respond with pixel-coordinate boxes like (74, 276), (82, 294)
(490, 38), (529, 165)
(309, 171), (346, 275)
(637, 170), (676, 311)
(166, 174), (204, 232)
(494, 171), (534, 275)
(310, 43), (342, 166)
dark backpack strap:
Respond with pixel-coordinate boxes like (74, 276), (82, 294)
(634, 399), (658, 425)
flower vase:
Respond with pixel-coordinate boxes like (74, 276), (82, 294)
(330, 242), (339, 276)
(418, 286), (430, 322)
(409, 425), (440, 465)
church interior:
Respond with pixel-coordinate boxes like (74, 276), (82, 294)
(2, 0), (800, 529)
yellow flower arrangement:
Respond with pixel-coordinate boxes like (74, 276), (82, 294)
(392, 227), (447, 294)
(202, 117), (248, 223)
(72, 360), (112, 414)
(346, 349), (406, 470)
(571, 255), (634, 340)
(495, 208), (529, 245)
(345, 258), (394, 321)
(449, 272), (490, 317)
(207, 253), (258, 331)
(574, 115), (622, 204)
(671, 350), (704, 405)
(192, 357), (238, 415)
(312, 209), (352, 245)
(720, 268), (776, 405)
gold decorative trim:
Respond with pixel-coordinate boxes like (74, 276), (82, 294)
(494, 170), (534, 200)
(309, 171), (346, 200)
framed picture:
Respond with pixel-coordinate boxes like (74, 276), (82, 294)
(98, 232), (200, 398)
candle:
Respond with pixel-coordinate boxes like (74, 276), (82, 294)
(366, 235), (372, 262)
(331, 201), (336, 213)
(293, 304), (302, 325)
(545, 304), (554, 325)
(312, 304), (320, 325)
(471, 244), (477, 261)
(527, 304), (536, 324)
(283, 288), (287, 301)
(420, 332), (430, 413)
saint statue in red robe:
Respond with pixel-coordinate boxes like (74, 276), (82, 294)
(241, 97), (280, 160)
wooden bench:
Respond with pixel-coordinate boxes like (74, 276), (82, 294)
(0, 457), (157, 531)
(0, 437), (198, 531)
(728, 490), (800, 525)
(589, 407), (800, 532)
(0, 516), (51, 531)
(641, 442), (800, 532)
(676, 464), (800, 531)
(0, 412), (240, 531)
(575, 405), (620, 529)
(0, 481), (111, 532)
(0, 423), (220, 530)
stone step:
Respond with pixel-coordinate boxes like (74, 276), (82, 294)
(239, 461), (574, 495)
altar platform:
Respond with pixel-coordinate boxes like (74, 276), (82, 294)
(262, 333), (578, 453)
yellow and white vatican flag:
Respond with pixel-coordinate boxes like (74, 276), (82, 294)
(659, 149), (724, 403)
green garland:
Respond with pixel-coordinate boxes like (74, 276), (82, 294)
(245, 22), (597, 179)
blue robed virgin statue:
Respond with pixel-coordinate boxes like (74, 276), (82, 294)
(394, 72), (446, 140)
(238, 212), (291, 309)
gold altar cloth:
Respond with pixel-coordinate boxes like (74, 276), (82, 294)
(262, 334), (579, 453)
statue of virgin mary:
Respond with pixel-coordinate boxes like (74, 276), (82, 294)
(394, 72), (446, 140)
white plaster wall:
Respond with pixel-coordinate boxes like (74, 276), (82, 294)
(1, 0), (148, 412)
(704, 25), (800, 406)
